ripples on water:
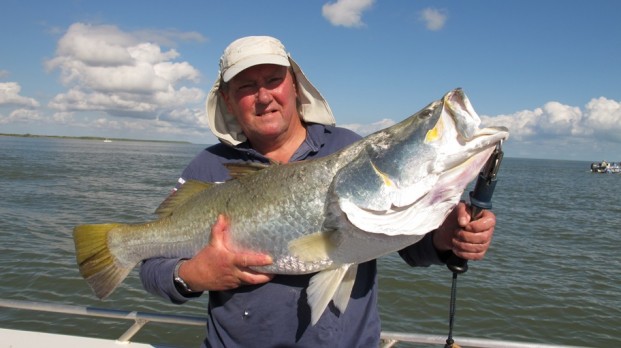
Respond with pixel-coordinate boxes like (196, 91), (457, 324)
(1, 137), (619, 347)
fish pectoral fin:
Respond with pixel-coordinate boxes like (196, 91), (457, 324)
(288, 231), (335, 262)
(307, 264), (357, 325)
(155, 180), (214, 217)
(73, 223), (133, 299)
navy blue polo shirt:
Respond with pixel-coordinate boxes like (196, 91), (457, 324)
(140, 123), (443, 348)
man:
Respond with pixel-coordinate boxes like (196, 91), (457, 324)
(140, 36), (495, 347)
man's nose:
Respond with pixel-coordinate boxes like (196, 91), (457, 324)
(256, 86), (273, 104)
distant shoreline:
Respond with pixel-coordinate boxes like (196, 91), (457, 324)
(0, 133), (192, 144)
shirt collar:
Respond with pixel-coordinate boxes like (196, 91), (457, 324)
(290, 123), (326, 161)
(232, 123), (328, 163)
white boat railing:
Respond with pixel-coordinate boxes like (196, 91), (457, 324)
(0, 299), (589, 348)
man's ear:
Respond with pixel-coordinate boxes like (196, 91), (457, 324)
(220, 90), (234, 113)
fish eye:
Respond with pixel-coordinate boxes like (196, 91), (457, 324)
(420, 109), (433, 119)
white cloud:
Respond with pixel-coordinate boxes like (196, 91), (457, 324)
(0, 81), (61, 127)
(51, 111), (75, 123)
(480, 97), (621, 143)
(584, 97), (621, 138)
(161, 106), (208, 127)
(154, 61), (200, 85)
(48, 88), (159, 114)
(0, 108), (43, 125)
(419, 8), (447, 31)
(322, 0), (374, 28)
(45, 23), (205, 121)
(480, 109), (542, 139)
(128, 43), (179, 64)
(154, 86), (205, 108)
(341, 118), (395, 136)
(85, 113), (212, 143)
(540, 102), (583, 134)
(50, 23), (135, 67)
(0, 82), (40, 108)
(1, 23), (210, 143)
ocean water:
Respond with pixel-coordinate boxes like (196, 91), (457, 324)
(0, 136), (619, 347)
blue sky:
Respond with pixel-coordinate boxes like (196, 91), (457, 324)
(1, 0), (619, 161)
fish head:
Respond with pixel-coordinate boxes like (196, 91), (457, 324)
(424, 88), (509, 175)
(332, 88), (509, 236)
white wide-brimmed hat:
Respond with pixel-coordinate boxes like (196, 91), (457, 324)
(206, 36), (335, 146)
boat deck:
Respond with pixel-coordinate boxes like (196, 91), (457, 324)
(0, 328), (161, 348)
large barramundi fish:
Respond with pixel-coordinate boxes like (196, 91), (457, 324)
(74, 88), (509, 325)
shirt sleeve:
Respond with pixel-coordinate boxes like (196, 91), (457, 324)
(139, 257), (202, 303)
(398, 231), (449, 267)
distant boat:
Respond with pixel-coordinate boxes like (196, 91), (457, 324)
(103, 139), (112, 143)
(591, 161), (621, 173)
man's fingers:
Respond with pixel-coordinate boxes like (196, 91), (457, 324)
(464, 216), (495, 232)
(234, 253), (274, 286)
(239, 271), (275, 285)
(209, 214), (230, 247)
(234, 253), (273, 268)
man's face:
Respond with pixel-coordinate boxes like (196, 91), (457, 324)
(222, 64), (300, 142)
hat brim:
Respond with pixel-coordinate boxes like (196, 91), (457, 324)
(221, 54), (290, 82)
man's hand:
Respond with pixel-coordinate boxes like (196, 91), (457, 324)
(433, 202), (496, 261)
(178, 214), (274, 292)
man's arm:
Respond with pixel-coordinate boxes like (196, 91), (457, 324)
(140, 256), (199, 303)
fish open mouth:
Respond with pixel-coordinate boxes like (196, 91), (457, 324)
(439, 128), (507, 174)
(434, 88), (509, 174)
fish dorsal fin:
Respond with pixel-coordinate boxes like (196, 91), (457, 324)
(155, 180), (213, 217)
(223, 162), (273, 180)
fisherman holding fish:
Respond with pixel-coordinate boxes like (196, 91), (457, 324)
(96, 36), (498, 347)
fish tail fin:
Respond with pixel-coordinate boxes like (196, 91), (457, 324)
(307, 263), (358, 325)
(73, 223), (131, 299)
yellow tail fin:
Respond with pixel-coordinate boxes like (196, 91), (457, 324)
(73, 223), (131, 299)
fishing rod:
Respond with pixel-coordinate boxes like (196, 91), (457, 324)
(444, 142), (504, 348)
